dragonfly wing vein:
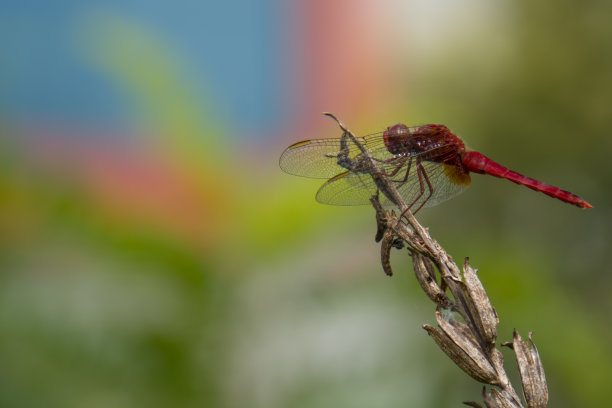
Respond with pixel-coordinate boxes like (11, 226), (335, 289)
(316, 172), (378, 206)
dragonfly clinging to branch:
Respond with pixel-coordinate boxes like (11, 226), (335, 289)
(279, 115), (592, 212)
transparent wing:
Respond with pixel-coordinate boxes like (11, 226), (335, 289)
(394, 161), (471, 209)
(279, 124), (460, 179)
(279, 132), (390, 179)
(315, 160), (471, 208)
(315, 171), (379, 205)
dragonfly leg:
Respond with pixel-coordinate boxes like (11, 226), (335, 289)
(378, 156), (412, 204)
(379, 155), (411, 181)
(412, 162), (434, 214)
(386, 161), (404, 178)
(365, 156), (407, 181)
(407, 160), (426, 210)
(395, 156), (413, 183)
(398, 159), (434, 219)
(397, 158), (425, 222)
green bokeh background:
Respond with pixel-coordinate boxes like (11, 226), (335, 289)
(1, 1), (610, 407)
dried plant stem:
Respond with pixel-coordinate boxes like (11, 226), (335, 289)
(324, 114), (548, 408)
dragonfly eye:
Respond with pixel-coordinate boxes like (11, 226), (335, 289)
(383, 124), (411, 154)
(386, 123), (410, 136)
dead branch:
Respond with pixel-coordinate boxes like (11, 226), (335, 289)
(324, 113), (548, 408)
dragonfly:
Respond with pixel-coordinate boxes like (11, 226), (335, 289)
(279, 117), (592, 212)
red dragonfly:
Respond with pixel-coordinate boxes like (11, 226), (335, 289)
(279, 120), (592, 212)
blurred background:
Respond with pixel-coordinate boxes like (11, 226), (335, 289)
(1, 1), (610, 407)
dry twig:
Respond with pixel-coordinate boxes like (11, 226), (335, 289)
(324, 113), (549, 408)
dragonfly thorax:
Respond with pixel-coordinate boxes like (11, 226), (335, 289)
(383, 123), (465, 161)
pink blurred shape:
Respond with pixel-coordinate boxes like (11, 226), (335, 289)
(288, 0), (397, 136)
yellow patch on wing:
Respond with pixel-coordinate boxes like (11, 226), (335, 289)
(444, 164), (471, 186)
(328, 171), (350, 182)
(288, 140), (313, 149)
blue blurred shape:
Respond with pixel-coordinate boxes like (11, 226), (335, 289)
(0, 0), (286, 134)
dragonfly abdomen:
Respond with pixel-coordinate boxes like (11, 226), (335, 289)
(461, 151), (592, 208)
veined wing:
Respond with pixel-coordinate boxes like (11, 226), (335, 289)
(279, 132), (390, 179)
(316, 159), (471, 209)
(315, 171), (379, 205)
